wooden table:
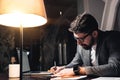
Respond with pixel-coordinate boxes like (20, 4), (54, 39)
(22, 75), (51, 80)
(0, 73), (51, 80)
(0, 73), (98, 80)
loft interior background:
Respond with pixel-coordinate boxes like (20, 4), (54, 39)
(0, 0), (118, 72)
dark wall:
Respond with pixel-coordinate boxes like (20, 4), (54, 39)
(28, 23), (77, 71)
(0, 25), (15, 73)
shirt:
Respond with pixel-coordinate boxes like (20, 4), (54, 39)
(91, 45), (97, 66)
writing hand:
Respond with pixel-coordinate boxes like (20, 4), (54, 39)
(49, 66), (65, 74)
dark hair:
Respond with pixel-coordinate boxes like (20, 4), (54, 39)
(69, 13), (98, 33)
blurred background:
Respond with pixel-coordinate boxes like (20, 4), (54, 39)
(0, 0), (119, 72)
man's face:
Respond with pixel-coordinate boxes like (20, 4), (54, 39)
(73, 32), (95, 50)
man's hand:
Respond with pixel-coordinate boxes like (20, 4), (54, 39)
(48, 66), (65, 74)
(54, 68), (75, 77)
(52, 67), (86, 77)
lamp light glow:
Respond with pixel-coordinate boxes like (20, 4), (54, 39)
(0, 0), (47, 27)
(0, 13), (47, 27)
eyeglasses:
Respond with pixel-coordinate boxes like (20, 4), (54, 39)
(74, 33), (90, 42)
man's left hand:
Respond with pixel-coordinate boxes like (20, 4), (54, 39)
(54, 68), (75, 77)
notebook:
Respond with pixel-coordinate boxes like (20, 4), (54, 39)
(17, 50), (52, 76)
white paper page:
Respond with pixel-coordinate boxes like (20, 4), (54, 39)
(92, 77), (120, 80)
(51, 75), (87, 80)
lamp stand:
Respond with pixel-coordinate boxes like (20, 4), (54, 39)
(20, 25), (23, 79)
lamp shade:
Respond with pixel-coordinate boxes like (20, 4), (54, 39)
(0, 0), (47, 27)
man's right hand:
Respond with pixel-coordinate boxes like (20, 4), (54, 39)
(48, 66), (65, 74)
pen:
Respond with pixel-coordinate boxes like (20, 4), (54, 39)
(54, 61), (56, 66)
(54, 61), (57, 70)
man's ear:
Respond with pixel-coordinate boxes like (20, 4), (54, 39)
(92, 30), (98, 38)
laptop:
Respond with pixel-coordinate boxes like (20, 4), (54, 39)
(17, 50), (52, 76)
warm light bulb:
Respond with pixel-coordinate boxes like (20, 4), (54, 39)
(0, 13), (47, 27)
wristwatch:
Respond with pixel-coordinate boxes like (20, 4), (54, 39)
(73, 65), (80, 75)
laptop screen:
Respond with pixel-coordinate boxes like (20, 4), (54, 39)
(22, 51), (30, 72)
(17, 50), (30, 72)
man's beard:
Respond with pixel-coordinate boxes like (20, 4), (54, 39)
(81, 36), (95, 50)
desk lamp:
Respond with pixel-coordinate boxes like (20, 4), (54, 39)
(0, 0), (47, 79)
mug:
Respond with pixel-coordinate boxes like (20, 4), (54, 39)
(9, 64), (20, 78)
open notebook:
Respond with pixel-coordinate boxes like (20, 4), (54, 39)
(17, 50), (52, 76)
